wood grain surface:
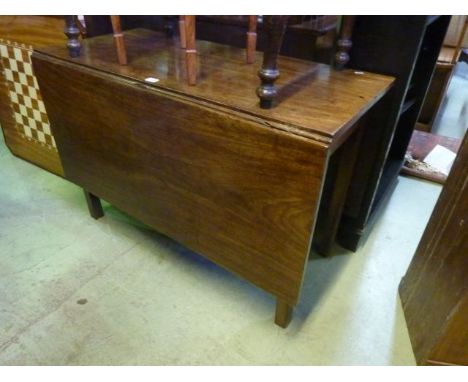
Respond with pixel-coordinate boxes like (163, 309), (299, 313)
(0, 16), (66, 48)
(399, 132), (468, 365)
(36, 28), (393, 152)
(33, 52), (328, 305)
(32, 28), (394, 320)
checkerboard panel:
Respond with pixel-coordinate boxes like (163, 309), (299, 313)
(0, 39), (56, 149)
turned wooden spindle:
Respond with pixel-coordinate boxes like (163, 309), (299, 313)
(256, 16), (289, 109)
(246, 15), (258, 64)
(334, 15), (356, 70)
(64, 16), (81, 58)
(110, 16), (127, 65)
(179, 16), (187, 49)
(184, 15), (197, 86)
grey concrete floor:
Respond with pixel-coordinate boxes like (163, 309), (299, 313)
(0, 132), (441, 365)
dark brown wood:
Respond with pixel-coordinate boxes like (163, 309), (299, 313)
(33, 29), (392, 327)
(110, 15), (128, 65)
(257, 16), (289, 109)
(399, 131), (468, 366)
(191, 15), (337, 62)
(184, 15), (197, 86)
(275, 299), (293, 328)
(81, 15), (337, 62)
(33, 51), (327, 321)
(338, 16), (451, 251)
(179, 16), (186, 49)
(334, 16), (356, 70)
(0, 17), (340, 184)
(246, 15), (257, 64)
(314, 126), (363, 255)
(35, 29), (393, 148)
(64, 16), (81, 58)
(84, 190), (104, 219)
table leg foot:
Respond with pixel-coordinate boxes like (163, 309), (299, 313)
(84, 190), (104, 219)
(275, 298), (293, 328)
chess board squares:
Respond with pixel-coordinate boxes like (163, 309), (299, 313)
(0, 40), (56, 149)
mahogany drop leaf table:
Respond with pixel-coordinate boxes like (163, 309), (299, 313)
(32, 29), (393, 328)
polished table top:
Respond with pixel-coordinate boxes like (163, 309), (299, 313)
(36, 28), (394, 150)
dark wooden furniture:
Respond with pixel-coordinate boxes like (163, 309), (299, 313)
(418, 16), (467, 131)
(82, 16), (338, 62)
(33, 29), (393, 327)
(399, 131), (468, 366)
(1, 16), (451, 255)
(337, 16), (451, 251)
(65, 15), (259, 88)
(81, 15), (339, 106)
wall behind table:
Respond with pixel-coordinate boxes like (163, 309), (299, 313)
(0, 16), (64, 176)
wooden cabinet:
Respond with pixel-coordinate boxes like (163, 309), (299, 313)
(337, 16), (451, 251)
(399, 132), (468, 366)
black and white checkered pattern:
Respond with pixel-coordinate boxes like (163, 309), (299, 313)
(0, 39), (56, 149)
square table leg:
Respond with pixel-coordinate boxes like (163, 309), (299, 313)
(275, 298), (293, 328)
(83, 190), (104, 219)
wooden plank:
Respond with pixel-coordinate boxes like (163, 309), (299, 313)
(428, 294), (468, 366)
(33, 53), (329, 305)
(399, 132), (468, 365)
(314, 126), (363, 255)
